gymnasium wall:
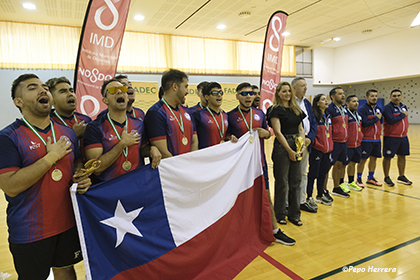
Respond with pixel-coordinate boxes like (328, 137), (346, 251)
(0, 69), (333, 129)
(341, 76), (420, 124)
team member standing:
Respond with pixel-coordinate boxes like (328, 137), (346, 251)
(0, 74), (91, 280)
(144, 69), (198, 158)
(47, 77), (91, 139)
(84, 79), (161, 183)
(344, 95), (363, 191)
(327, 87), (350, 198)
(357, 89), (383, 187)
(267, 81), (306, 226)
(292, 77), (318, 213)
(382, 89), (412, 186)
(188, 81), (209, 113)
(251, 85), (261, 108)
(228, 82), (295, 245)
(307, 94), (334, 206)
(193, 82), (237, 149)
(114, 74), (145, 121)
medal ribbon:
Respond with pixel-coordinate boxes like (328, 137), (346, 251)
(238, 106), (253, 135)
(348, 110), (360, 127)
(335, 104), (346, 125)
(107, 112), (128, 159)
(323, 114), (330, 133)
(162, 98), (185, 135)
(132, 109), (136, 119)
(22, 117), (57, 146)
(53, 111), (78, 127)
(206, 107), (225, 141)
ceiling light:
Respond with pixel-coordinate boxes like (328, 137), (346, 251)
(282, 31), (290, 36)
(134, 14), (145, 21)
(333, 37), (341, 41)
(217, 24), (226, 30)
(22, 2), (36, 10)
(411, 11), (420, 27)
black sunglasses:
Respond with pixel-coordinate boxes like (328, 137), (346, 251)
(238, 91), (254, 96)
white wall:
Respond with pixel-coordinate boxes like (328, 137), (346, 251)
(313, 27), (420, 85)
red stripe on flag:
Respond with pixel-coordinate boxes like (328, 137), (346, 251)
(260, 251), (304, 280)
(113, 175), (274, 280)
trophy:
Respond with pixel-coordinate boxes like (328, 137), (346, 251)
(73, 159), (101, 182)
(294, 135), (304, 161)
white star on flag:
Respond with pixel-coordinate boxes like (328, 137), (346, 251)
(100, 200), (144, 248)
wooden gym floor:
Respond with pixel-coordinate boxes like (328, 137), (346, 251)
(1, 125), (420, 280)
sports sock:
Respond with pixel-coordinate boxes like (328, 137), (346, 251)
(368, 171), (374, 180)
(339, 178), (344, 185)
(273, 228), (279, 234)
(357, 172), (362, 179)
(348, 175), (354, 183)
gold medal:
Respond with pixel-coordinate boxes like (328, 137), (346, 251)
(249, 136), (254, 143)
(51, 169), (63, 181)
(122, 161), (132, 171)
(182, 136), (188, 146)
(220, 140), (225, 144)
(343, 123), (346, 128)
(327, 133), (330, 138)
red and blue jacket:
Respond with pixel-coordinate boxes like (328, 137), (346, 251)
(358, 103), (382, 141)
(312, 114), (334, 154)
(327, 103), (348, 143)
(347, 110), (363, 148)
(383, 102), (409, 138)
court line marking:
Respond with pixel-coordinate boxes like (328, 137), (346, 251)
(365, 186), (420, 200)
(309, 236), (420, 280)
(260, 251), (304, 280)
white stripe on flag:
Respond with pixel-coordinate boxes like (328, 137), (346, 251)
(159, 130), (262, 246)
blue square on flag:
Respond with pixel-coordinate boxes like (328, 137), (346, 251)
(75, 166), (176, 279)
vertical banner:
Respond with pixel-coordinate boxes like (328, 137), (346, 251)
(74, 0), (131, 119)
(259, 11), (288, 113)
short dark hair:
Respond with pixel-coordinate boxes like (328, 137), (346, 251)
(329, 87), (342, 98)
(11, 73), (39, 99)
(161, 69), (188, 92)
(101, 78), (121, 97)
(390, 89), (402, 96)
(236, 82), (252, 94)
(251, 85), (259, 90)
(197, 81), (209, 91)
(158, 86), (164, 99)
(114, 74), (128, 81)
(45, 76), (71, 94)
(203, 82), (222, 96)
(346, 94), (357, 102)
(366, 89), (377, 97)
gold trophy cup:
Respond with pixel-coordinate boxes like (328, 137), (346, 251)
(294, 135), (304, 161)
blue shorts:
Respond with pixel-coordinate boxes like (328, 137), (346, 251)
(361, 141), (381, 159)
(345, 146), (362, 165)
(330, 142), (348, 165)
(383, 136), (410, 158)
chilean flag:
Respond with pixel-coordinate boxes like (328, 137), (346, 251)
(70, 131), (274, 279)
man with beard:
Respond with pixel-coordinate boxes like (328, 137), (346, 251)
(0, 74), (91, 279)
(227, 82), (295, 246)
(114, 74), (145, 121)
(251, 85), (260, 108)
(47, 77), (91, 156)
(84, 78), (161, 183)
(188, 81), (209, 113)
(382, 89), (412, 186)
(356, 89), (383, 187)
(144, 69), (198, 158)
(327, 87), (350, 198)
(292, 77), (318, 212)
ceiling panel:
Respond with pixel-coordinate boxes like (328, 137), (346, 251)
(0, 0), (419, 48)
